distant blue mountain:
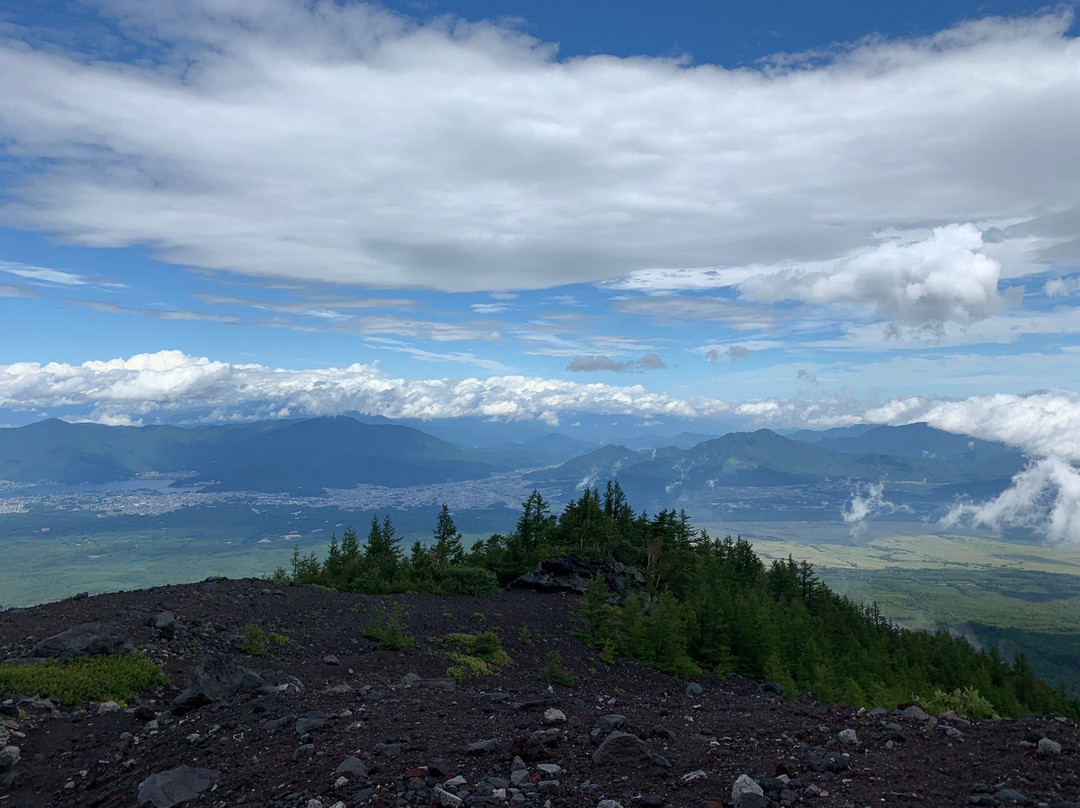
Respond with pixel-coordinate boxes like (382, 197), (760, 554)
(0, 418), (1029, 507)
(528, 426), (1028, 509)
(0, 416), (496, 492)
(800, 422), (1018, 463)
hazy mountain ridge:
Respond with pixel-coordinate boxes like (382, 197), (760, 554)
(528, 426), (1028, 511)
(0, 417), (1028, 507)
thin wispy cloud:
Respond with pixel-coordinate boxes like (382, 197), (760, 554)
(74, 299), (241, 324)
(1, 261), (124, 289)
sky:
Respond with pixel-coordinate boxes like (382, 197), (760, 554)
(1, 0), (1079, 506)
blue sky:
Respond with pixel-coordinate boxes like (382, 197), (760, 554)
(1, 0), (1079, 464)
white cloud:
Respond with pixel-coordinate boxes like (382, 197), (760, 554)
(842, 482), (912, 529)
(740, 224), (1010, 325)
(863, 390), (1080, 462)
(360, 338), (515, 374)
(1044, 276), (1080, 297)
(942, 456), (1080, 544)
(1, 260), (124, 289)
(0, 350), (725, 424)
(1, 6), (1078, 295)
(2, 351), (1079, 471)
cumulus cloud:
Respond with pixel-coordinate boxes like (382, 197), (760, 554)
(740, 224), (1011, 325)
(0, 5), (1078, 293)
(566, 353), (667, 373)
(942, 457), (1080, 543)
(797, 369), (818, 385)
(842, 482), (912, 529)
(0, 350), (711, 425)
(1044, 276), (1080, 297)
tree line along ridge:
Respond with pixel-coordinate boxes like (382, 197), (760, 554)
(271, 482), (1078, 719)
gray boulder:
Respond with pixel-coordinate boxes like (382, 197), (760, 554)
(467, 738), (498, 755)
(1038, 738), (1062, 756)
(993, 788), (1030, 805)
(732, 774), (766, 808)
(900, 704), (930, 721)
(592, 731), (651, 766)
(152, 611), (177, 640)
(0, 746), (20, 772)
(597, 714), (628, 732)
(172, 656), (265, 715)
(32, 623), (134, 660)
(137, 765), (217, 808)
(335, 756), (368, 777)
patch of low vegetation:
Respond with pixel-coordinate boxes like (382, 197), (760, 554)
(518, 625), (532, 645)
(541, 650), (575, 687)
(363, 603), (413, 650)
(921, 686), (1000, 720)
(239, 625), (291, 658)
(441, 631), (511, 680)
(0, 654), (168, 705)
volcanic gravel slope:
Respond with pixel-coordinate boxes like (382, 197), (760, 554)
(1, 578), (1079, 808)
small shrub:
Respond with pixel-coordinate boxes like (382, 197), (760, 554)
(443, 631), (512, 681)
(268, 631), (291, 647)
(363, 603), (413, 650)
(542, 651), (575, 687)
(922, 686), (1000, 720)
(599, 641), (616, 665)
(518, 625), (532, 645)
(0, 654), (168, 705)
(239, 625), (273, 658)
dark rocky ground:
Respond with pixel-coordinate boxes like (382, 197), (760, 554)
(1, 577), (1078, 808)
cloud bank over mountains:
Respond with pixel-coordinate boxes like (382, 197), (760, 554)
(2, 350), (1079, 542)
(1, 351), (1075, 458)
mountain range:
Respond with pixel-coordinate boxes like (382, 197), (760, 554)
(0, 416), (1029, 510)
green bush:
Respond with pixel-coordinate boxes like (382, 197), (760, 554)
(239, 625), (273, 658)
(518, 625), (532, 645)
(443, 631), (512, 680)
(921, 686), (1000, 720)
(542, 651), (575, 687)
(363, 603), (414, 650)
(0, 654), (168, 705)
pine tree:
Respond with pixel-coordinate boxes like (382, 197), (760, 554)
(432, 503), (465, 567)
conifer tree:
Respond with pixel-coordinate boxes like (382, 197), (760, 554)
(432, 503), (465, 567)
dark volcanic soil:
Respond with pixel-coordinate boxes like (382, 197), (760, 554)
(1, 578), (1078, 808)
